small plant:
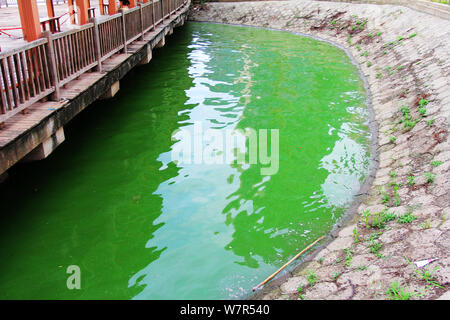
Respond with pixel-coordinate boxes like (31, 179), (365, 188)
(368, 32), (373, 37)
(355, 265), (367, 271)
(347, 35), (352, 46)
(376, 31), (382, 36)
(424, 172), (436, 183)
(376, 72), (383, 79)
(306, 270), (319, 287)
(381, 192), (390, 204)
(356, 45), (362, 51)
(352, 227), (361, 244)
(360, 209), (371, 227)
(344, 248), (353, 267)
(368, 231), (382, 242)
(427, 119), (434, 127)
(331, 271), (341, 281)
(431, 160), (443, 167)
(407, 175), (416, 186)
(398, 212), (417, 224)
(409, 33), (417, 38)
(369, 240), (382, 255)
(386, 282), (415, 300)
(419, 219), (431, 229)
(414, 266), (444, 289)
(360, 51), (369, 57)
(317, 257), (324, 264)
(297, 284), (303, 294)
(419, 106), (427, 116)
(393, 190), (401, 207)
(367, 61), (372, 67)
(389, 136), (396, 143)
(418, 98), (429, 107)
(389, 171), (397, 178)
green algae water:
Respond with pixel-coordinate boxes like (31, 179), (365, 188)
(0, 22), (371, 299)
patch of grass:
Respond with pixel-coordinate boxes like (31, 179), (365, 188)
(369, 240), (382, 255)
(419, 219), (431, 229)
(381, 192), (390, 205)
(419, 106), (427, 116)
(398, 213), (417, 224)
(414, 266), (444, 289)
(368, 231), (382, 242)
(306, 270), (319, 287)
(418, 98), (429, 107)
(331, 271), (341, 281)
(386, 282), (415, 300)
(424, 172), (436, 183)
(431, 160), (443, 167)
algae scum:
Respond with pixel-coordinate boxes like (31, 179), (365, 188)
(0, 23), (371, 299)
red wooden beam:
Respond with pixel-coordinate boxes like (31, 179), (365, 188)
(99, 0), (104, 15)
(109, 0), (118, 15)
(77, 0), (90, 25)
(17, 0), (41, 41)
(68, 0), (75, 24)
(46, 0), (55, 18)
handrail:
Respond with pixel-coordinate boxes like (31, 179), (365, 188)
(0, 0), (190, 124)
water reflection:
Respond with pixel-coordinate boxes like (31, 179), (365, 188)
(131, 23), (370, 299)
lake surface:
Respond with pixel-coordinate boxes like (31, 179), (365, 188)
(0, 22), (371, 299)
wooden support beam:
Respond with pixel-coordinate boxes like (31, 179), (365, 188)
(17, 0), (42, 42)
(109, 0), (118, 15)
(77, 0), (90, 25)
(68, 0), (75, 24)
(46, 0), (55, 18)
(99, 0), (105, 15)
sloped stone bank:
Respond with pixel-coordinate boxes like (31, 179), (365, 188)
(189, 1), (450, 300)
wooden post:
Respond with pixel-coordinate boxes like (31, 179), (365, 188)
(121, 11), (127, 53)
(99, 0), (104, 15)
(43, 31), (61, 101)
(152, 0), (155, 30)
(92, 17), (103, 73)
(46, 0), (56, 18)
(77, 0), (90, 25)
(17, 0), (42, 42)
(109, 0), (118, 15)
(139, 3), (144, 38)
(68, 0), (76, 24)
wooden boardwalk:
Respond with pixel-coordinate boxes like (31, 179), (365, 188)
(0, 0), (190, 176)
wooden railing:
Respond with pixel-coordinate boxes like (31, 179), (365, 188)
(0, 0), (189, 123)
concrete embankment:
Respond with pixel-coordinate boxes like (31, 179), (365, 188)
(190, 0), (450, 300)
